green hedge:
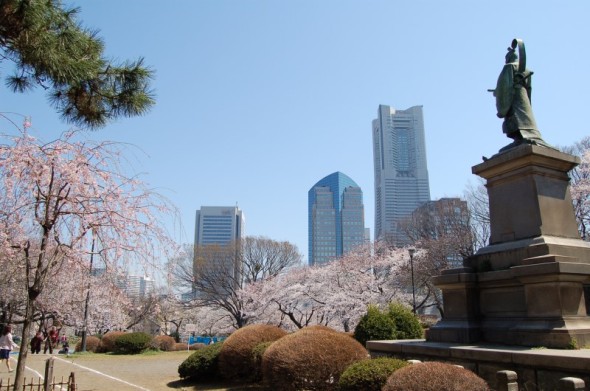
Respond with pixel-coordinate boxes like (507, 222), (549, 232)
(178, 342), (224, 379)
(354, 303), (423, 346)
(113, 332), (151, 354)
(388, 303), (423, 339)
(353, 305), (397, 345)
(339, 357), (408, 391)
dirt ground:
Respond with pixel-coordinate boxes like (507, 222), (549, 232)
(0, 350), (248, 391)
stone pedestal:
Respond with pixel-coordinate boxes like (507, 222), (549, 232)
(427, 145), (590, 348)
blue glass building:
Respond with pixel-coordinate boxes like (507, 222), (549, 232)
(308, 172), (365, 266)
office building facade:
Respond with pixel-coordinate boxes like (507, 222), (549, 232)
(125, 275), (155, 298)
(193, 206), (245, 298)
(372, 105), (431, 245)
(308, 172), (365, 266)
(194, 206), (245, 246)
(408, 197), (470, 268)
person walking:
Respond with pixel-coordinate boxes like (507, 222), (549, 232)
(0, 325), (18, 372)
(44, 326), (58, 354)
(30, 332), (44, 354)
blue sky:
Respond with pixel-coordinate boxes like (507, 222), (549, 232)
(2, 1), (589, 265)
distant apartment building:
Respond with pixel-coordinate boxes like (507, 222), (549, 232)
(408, 197), (470, 268)
(125, 275), (155, 298)
(372, 105), (431, 246)
(308, 172), (365, 266)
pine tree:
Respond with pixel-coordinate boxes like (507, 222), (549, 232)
(0, 0), (154, 128)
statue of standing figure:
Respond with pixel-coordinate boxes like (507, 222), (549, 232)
(492, 39), (552, 151)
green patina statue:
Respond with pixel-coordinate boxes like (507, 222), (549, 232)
(491, 39), (552, 151)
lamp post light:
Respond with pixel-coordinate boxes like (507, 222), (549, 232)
(408, 248), (416, 314)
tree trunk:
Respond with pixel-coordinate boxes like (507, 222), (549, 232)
(13, 297), (34, 391)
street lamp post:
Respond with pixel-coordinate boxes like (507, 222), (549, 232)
(409, 248), (416, 314)
(81, 237), (95, 352)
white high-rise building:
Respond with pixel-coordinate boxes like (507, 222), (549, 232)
(125, 275), (155, 298)
(193, 206), (245, 298)
(194, 206), (244, 246)
(372, 105), (431, 245)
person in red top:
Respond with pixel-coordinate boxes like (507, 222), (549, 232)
(30, 332), (44, 354)
(44, 326), (58, 354)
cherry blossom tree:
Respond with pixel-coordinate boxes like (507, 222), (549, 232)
(241, 244), (411, 332)
(397, 198), (477, 315)
(169, 237), (302, 330)
(187, 306), (235, 337)
(0, 120), (175, 390)
(562, 137), (590, 240)
(34, 258), (130, 333)
(464, 179), (491, 251)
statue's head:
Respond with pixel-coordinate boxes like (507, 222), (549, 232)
(505, 47), (518, 64)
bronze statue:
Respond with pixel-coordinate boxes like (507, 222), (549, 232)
(491, 39), (552, 151)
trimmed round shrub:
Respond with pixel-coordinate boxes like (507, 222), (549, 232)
(151, 335), (176, 351)
(189, 343), (206, 350)
(74, 335), (100, 352)
(113, 332), (152, 354)
(173, 343), (188, 351)
(252, 341), (273, 381)
(218, 324), (287, 382)
(383, 361), (490, 391)
(353, 305), (396, 345)
(388, 303), (423, 339)
(301, 324), (337, 333)
(338, 357), (408, 391)
(98, 331), (126, 353)
(262, 328), (369, 391)
(178, 341), (224, 379)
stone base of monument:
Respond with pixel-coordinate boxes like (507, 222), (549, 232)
(427, 261), (590, 348)
(426, 144), (590, 349)
(366, 339), (590, 391)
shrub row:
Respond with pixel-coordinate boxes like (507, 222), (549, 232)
(178, 323), (490, 391)
(219, 324), (287, 382)
(178, 324), (367, 390)
(74, 331), (181, 354)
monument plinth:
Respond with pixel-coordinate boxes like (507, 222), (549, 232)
(427, 145), (590, 348)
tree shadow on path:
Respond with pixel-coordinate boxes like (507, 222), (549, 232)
(167, 379), (267, 390)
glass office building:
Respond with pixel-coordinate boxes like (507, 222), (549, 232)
(308, 172), (365, 266)
(372, 105), (431, 246)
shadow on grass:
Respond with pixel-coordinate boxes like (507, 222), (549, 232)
(167, 379), (268, 390)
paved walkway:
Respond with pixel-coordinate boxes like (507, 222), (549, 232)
(0, 351), (193, 391)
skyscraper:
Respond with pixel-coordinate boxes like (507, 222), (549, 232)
(308, 172), (365, 266)
(193, 206), (245, 297)
(372, 105), (431, 245)
(194, 206), (245, 246)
